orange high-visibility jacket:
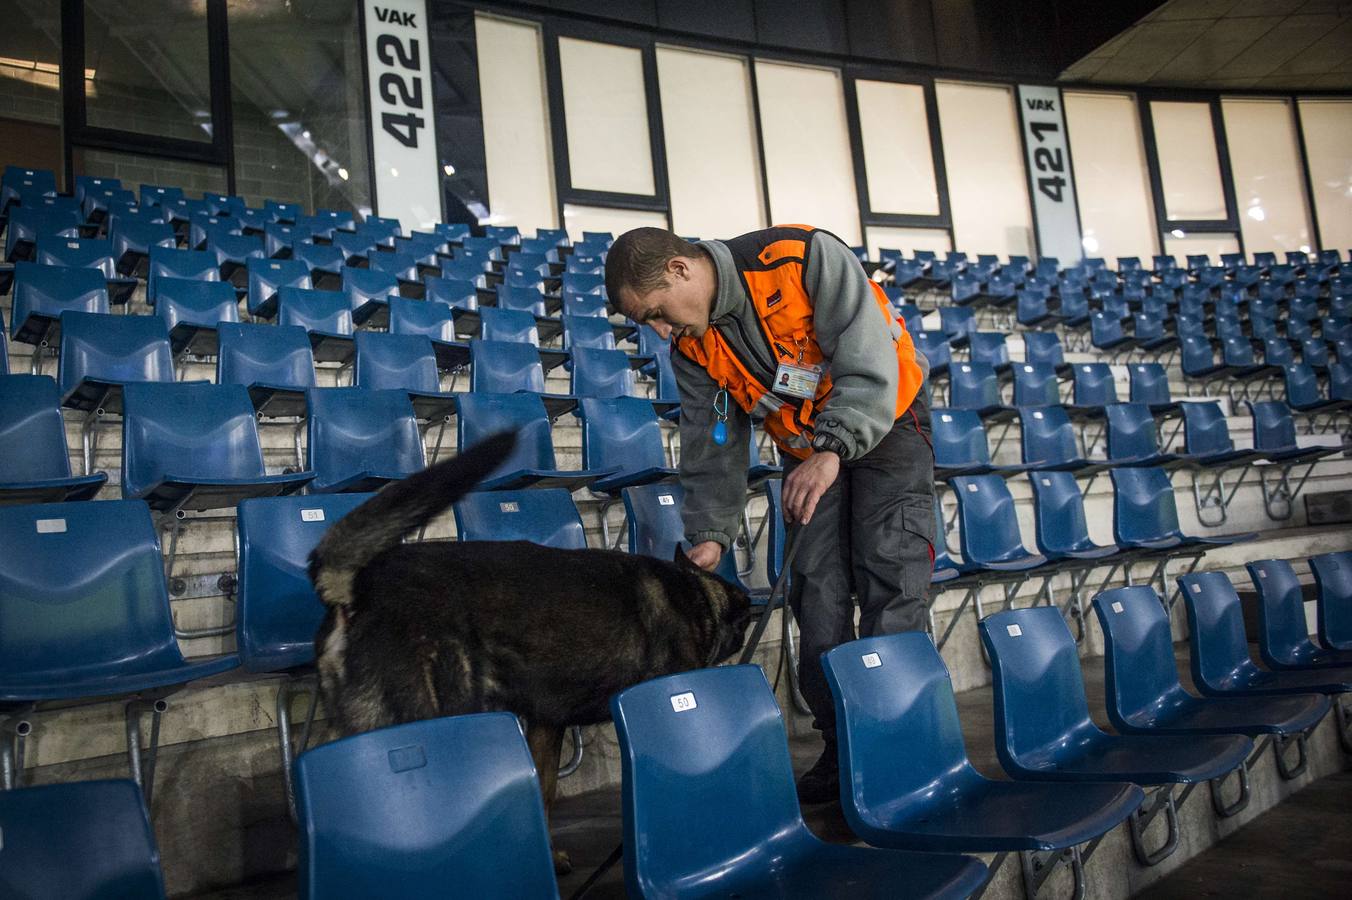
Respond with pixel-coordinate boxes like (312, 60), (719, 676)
(675, 225), (924, 460)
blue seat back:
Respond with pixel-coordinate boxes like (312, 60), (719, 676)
(913, 331), (951, 371)
(979, 607), (1097, 772)
(968, 332), (1009, 368)
(1311, 551), (1352, 649)
(940, 306), (976, 337)
(246, 258), (311, 314)
(1091, 311), (1126, 346)
(121, 382), (269, 499)
(1020, 331), (1064, 368)
(36, 236), (118, 279)
(292, 241), (345, 273)
(0, 374), (78, 481)
(1105, 402), (1163, 461)
(0, 500), (193, 690)
(441, 256), (488, 286)
(562, 271), (604, 296)
(562, 315), (616, 351)
(295, 713), (557, 900)
(277, 287), (354, 336)
(388, 296), (456, 343)
(263, 222), (308, 257)
(572, 347), (635, 399)
(354, 332), (440, 394)
(578, 396), (668, 477)
(342, 266), (398, 314)
(236, 492), (372, 672)
(1019, 405), (1079, 466)
(1109, 466), (1181, 546)
(139, 184), (184, 207)
(331, 232), (375, 261)
(620, 482), (747, 587)
(479, 307), (540, 345)
(306, 388), (425, 492)
(931, 408), (990, 468)
(58, 311), (173, 397)
(147, 246), (220, 302)
(1177, 571), (1255, 690)
(368, 251), (418, 281)
(469, 339), (545, 393)
(155, 278), (240, 333)
(1128, 363), (1171, 407)
(1092, 585), (1186, 730)
(950, 475), (1033, 565)
(1249, 400), (1298, 451)
(1027, 470), (1098, 557)
(455, 392), (560, 475)
(453, 488), (586, 548)
(216, 323), (316, 391)
(424, 276), (478, 310)
(11, 262), (109, 339)
(1247, 558), (1314, 667)
(0, 779), (166, 899)
(1180, 401), (1234, 455)
(496, 284), (547, 317)
(949, 361), (1002, 411)
(561, 292), (608, 318)
(1072, 363), (1116, 406)
(1012, 362), (1060, 407)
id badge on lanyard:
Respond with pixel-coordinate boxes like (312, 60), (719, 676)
(772, 362), (823, 400)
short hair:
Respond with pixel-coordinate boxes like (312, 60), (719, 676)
(604, 228), (700, 313)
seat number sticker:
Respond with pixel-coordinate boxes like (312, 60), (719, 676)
(301, 509), (325, 522)
(1111, 601), (1124, 614)
(36, 519), (66, 534)
(500, 502), (519, 513)
(862, 652), (882, 669)
(1006, 624), (1023, 637)
(670, 692), (697, 712)
(658, 494), (675, 506)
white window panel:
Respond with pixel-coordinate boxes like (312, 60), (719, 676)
(1297, 98), (1352, 252)
(866, 226), (952, 260)
(754, 60), (860, 245)
(1222, 99), (1312, 257)
(656, 46), (765, 239)
(856, 80), (940, 216)
(1162, 231), (1240, 267)
(934, 81), (1033, 259)
(1150, 101), (1227, 222)
(559, 37), (654, 196)
(476, 14), (556, 230)
(562, 204), (669, 243)
(1063, 91), (1158, 262)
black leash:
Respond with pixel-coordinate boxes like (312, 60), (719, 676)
(569, 530), (804, 900)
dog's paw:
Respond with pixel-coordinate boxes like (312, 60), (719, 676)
(553, 848), (574, 876)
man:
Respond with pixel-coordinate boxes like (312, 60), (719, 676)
(606, 225), (935, 804)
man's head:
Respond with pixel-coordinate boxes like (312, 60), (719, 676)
(605, 227), (717, 341)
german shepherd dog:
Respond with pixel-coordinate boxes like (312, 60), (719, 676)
(308, 432), (753, 871)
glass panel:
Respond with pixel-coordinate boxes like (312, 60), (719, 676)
(755, 60), (860, 245)
(476, 14), (556, 230)
(866, 226), (951, 260)
(559, 37), (654, 195)
(75, 147), (227, 197)
(0, 0), (65, 185)
(657, 46), (764, 239)
(227, 0), (371, 215)
(1297, 98), (1352, 253)
(1222, 99), (1313, 257)
(856, 80), (939, 216)
(1162, 231), (1239, 266)
(934, 81), (1033, 259)
(84, 0), (212, 143)
(1063, 91), (1157, 262)
(562, 203), (668, 243)
(1150, 100), (1227, 222)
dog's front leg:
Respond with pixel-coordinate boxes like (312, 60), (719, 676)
(525, 721), (571, 875)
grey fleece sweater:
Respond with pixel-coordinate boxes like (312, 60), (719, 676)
(675, 230), (930, 550)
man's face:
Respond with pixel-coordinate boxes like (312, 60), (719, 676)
(618, 257), (714, 341)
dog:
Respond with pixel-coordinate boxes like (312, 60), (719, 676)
(308, 431), (753, 872)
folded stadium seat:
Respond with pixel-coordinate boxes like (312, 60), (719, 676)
(291, 241), (345, 290)
(0, 780), (168, 899)
(938, 306), (976, 348)
(517, 237), (562, 261)
(575, 396), (678, 494)
(611, 665), (988, 900)
(1178, 573), (1352, 703)
(1248, 559), (1352, 670)
(204, 229), (265, 288)
(478, 307), (567, 370)
(9, 262), (110, 348)
(387, 296), (471, 370)
(1064, 362), (1117, 419)
(912, 331), (951, 378)
(821, 632), (1141, 896)
(262, 222), (309, 258)
(294, 714), (558, 900)
(330, 231), (375, 267)
(367, 250), (425, 297)
(138, 184), (184, 211)
(187, 214), (240, 252)
(0, 499), (241, 794)
(233, 208), (270, 234)
(161, 198), (208, 237)
(469, 338), (576, 418)
(258, 199), (297, 224)
(453, 392), (611, 492)
(306, 387), (425, 493)
(145, 245), (222, 306)
(276, 287), (355, 364)
(246, 256), (312, 318)
(1011, 362), (1062, 407)
(948, 361), (1015, 423)
(108, 217), (177, 277)
(1126, 362), (1180, 415)
(1017, 406), (1112, 478)
(297, 209), (356, 241)
(34, 236), (138, 305)
(340, 265), (398, 327)
(1, 165), (57, 215)
(979, 607), (1252, 865)
(155, 277), (240, 358)
(1104, 403), (1190, 469)
(459, 235), (504, 264)
(216, 322), (316, 418)
(966, 332), (1011, 375)
(57, 310), (173, 414)
(434, 221), (472, 243)
(121, 382), (313, 512)
(352, 331), (457, 421)
(0, 374), (107, 505)
(1283, 361), (1351, 413)
(4, 205), (82, 262)
(1311, 552), (1352, 652)
(622, 482), (760, 597)
(932, 408), (1033, 478)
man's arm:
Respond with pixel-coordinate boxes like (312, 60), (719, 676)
(673, 347), (750, 551)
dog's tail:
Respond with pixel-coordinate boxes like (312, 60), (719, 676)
(308, 430), (516, 607)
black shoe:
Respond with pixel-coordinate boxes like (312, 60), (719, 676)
(796, 745), (840, 805)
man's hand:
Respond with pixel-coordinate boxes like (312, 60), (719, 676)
(686, 540), (723, 571)
(783, 450), (840, 525)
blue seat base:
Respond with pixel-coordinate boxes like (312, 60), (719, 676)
(136, 471), (315, 513)
(1005, 732), (1251, 785)
(480, 467), (618, 492)
(1118, 691), (1330, 737)
(0, 653), (241, 703)
(592, 465), (679, 495)
(0, 473), (107, 505)
(247, 384), (310, 418)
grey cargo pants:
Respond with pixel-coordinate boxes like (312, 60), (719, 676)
(782, 392), (936, 739)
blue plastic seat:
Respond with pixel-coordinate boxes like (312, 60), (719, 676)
(561, 313), (621, 354)
(331, 231), (375, 265)
(571, 346), (656, 406)
(1312, 552), (1352, 651)
(387, 296), (472, 369)
(353, 331), (457, 420)
(0, 779), (167, 899)
(1090, 310), (1135, 353)
(294, 713), (558, 900)
(204, 231), (264, 285)
(306, 387), (425, 493)
(622, 482), (755, 593)
(10, 262), (109, 345)
(1066, 363), (1117, 417)
(1248, 559), (1352, 669)
(277, 287), (355, 364)
(454, 487), (587, 548)
(455, 392), (612, 491)
(35, 236), (138, 304)
(949, 361), (1014, 422)
(949, 475), (1050, 574)
(0, 374), (107, 504)
(1104, 403), (1188, 468)
(1011, 363), (1060, 407)
(1178, 572), (1352, 696)
(822, 632), (1141, 855)
(611, 665), (988, 900)
(5, 206), (82, 262)
(441, 255), (489, 287)
(1109, 467), (1254, 553)
(1177, 401), (1262, 467)
(1019, 331), (1066, 371)
(246, 257), (311, 318)
(913, 331), (950, 376)
(109, 218), (177, 276)
(155, 277), (240, 356)
(478, 307), (566, 368)
(981, 606), (1251, 784)
(58, 311), (173, 414)
(1, 165), (57, 212)
(967, 332), (1011, 373)
(1018, 405), (1110, 476)
(121, 382), (312, 512)
(1127, 363), (1179, 414)
(292, 241), (345, 289)
(1248, 400), (1343, 466)
(576, 396), (678, 493)
(1026, 470), (1123, 563)
(217, 322), (316, 418)
(931, 408), (1029, 478)
(0, 498), (240, 703)
(469, 339), (576, 418)
(341, 265), (398, 327)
